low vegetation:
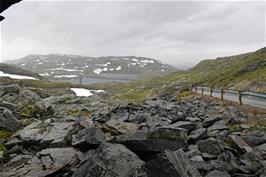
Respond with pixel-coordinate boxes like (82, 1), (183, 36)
(0, 63), (43, 79)
(90, 47), (266, 102)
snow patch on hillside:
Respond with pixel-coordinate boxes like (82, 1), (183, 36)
(71, 88), (104, 97)
(140, 59), (154, 64)
(54, 75), (78, 78)
(93, 68), (102, 74)
(0, 71), (38, 80)
(40, 73), (50, 76)
(116, 66), (122, 71)
(49, 68), (82, 72)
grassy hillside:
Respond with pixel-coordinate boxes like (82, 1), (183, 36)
(90, 47), (266, 102)
(162, 47), (266, 91)
(0, 63), (44, 80)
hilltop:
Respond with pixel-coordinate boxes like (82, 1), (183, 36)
(7, 54), (177, 84)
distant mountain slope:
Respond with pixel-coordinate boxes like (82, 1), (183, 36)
(8, 54), (177, 83)
(90, 47), (266, 102)
(160, 47), (266, 92)
(186, 47), (266, 91)
(0, 63), (43, 80)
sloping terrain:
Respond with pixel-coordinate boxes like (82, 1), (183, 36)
(94, 47), (265, 102)
(0, 81), (265, 177)
(0, 63), (43, 80)
(8, 54), (177, 83)
(163, 47), (266, 92)
(0, 49), (265, 177)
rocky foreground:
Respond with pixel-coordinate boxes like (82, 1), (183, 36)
(0, 84), (266, 177)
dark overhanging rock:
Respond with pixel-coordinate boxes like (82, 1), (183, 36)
(0, 0), (22, 21)
(146, 149), (202, 177)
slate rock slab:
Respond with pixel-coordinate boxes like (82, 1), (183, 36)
(146, 149), (202, 177)
(197, 137), (224, 156)
(6, 119), (76, 149)
(203, 116), (221, 128)
(230, 135), (253, 154)
(188, 128), (208, 144)
(0, 107), (20, 131)
(170, 121), (197, 133)
(72, 128), (105, 150)
(72, 143), (146, 177)
(0, 148), (78, 177)
(102, 119), (139, 135)
(208, 120), (228, 132)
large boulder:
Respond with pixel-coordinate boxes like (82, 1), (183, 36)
(0, 88), (46, 118)
(2, 84), (20, 95)
(42, 94), (76, 109)
(102, 119), (139, 135)
(207, 120), (228, 132)
(6, 119), (77, 149)
(72, 143), (146, 177)
(146, 149), (202, 177)
(197, 137), (224, 156)
(187, 128), (208, 144)
(241, 130), (266, 147)
(170, 121), (198, 133)
(0, 107), (20, 131)
(72, 128), (106, 150)
(146, 116), (170, 129)
(116, 126), (188, 154)
(203, 116), (222, 128)
(229, 135), (253, 154)
(0, 101), (17, 111)
(149, 126), (188, 143)
(0, 148), (78, 177)
(245, 143), (266, 170)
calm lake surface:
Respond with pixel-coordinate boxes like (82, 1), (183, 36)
(52, 74), (138, 84)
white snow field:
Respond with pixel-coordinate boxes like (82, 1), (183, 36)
(0, 71), (38, 80)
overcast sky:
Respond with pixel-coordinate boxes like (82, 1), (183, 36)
(0, 0), (265, 69)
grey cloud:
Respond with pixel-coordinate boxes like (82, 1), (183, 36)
(1, 1), (265, 69)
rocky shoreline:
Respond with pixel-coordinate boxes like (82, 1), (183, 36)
(0, 84), (265, 177)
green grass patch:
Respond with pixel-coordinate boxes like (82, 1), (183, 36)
(0, 130), (13, 139)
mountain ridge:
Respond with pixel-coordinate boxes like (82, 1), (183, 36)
(7, 54), (177, 84)
(88, 47), (266, 102)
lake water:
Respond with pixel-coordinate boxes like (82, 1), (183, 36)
(52, 73), (138, 85)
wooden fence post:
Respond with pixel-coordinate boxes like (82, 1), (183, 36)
(201, 88), (204, 95)
(221, 88), (224, 101)
(238, 90), (243, 105)
(210, 88), (213, 97)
